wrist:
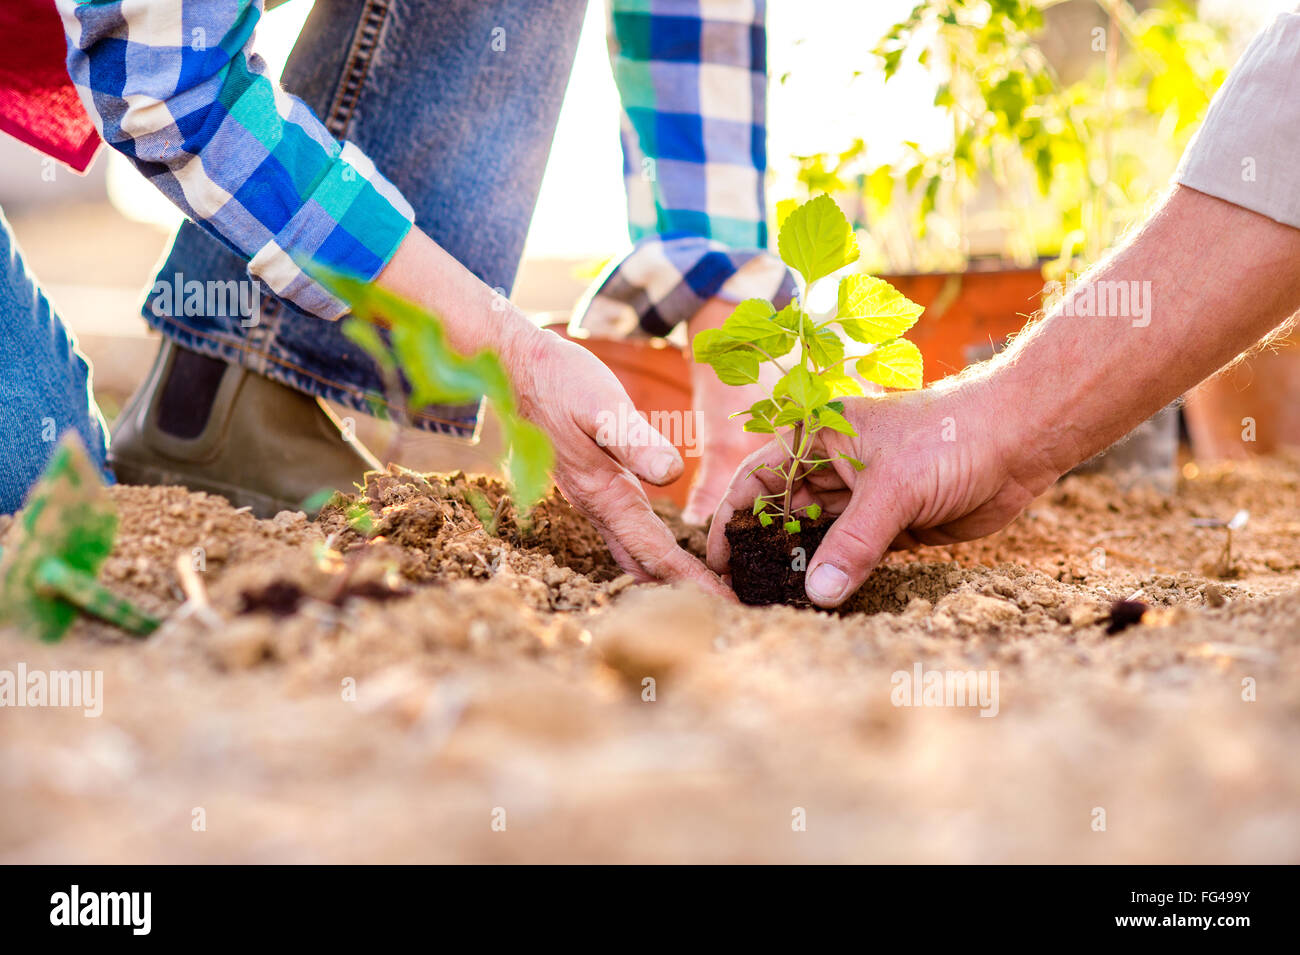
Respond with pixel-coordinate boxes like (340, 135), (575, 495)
(975, 353), (1078, 493)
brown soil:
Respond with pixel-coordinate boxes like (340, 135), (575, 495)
(725, 509), (834, 606)
(2, 457), (1299, 863)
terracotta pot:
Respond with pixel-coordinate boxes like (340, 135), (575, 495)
(881, 264), (1048, 381)
(552, 265), (1048, 506)
(1183, 331), (1300, 460)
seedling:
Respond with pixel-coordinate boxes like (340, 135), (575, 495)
(309, 267), (555, 512)
(0, 435), (160, 641)
(1191, 509), (1249, 578)
(693, 194), (926, 529)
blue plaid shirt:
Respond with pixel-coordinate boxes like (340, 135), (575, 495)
(59, 0), (791, 334)
(580, 0), (795, 338)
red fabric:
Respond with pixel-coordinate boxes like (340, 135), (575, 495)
(0, 0), (101, 174)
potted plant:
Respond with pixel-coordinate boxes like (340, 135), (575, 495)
(693, 196), (926, 606)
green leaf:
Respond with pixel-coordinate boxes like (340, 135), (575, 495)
(814, 404), (856, 436)
(835, 274), (925, 344)
(721, 298), (780, 341)
(758, 512), (774, 527)
(743, 417), (775, 433)
(822, 370), (865, 399)
(777, 194), (860, 286)
(775, 365), (830, 410)
(837, 452), (867, 471)
(773, 304), (803, 333)
(691, 329), (762, 385)
(805, 504), (822, 520)
(342, 319), (397, 375)
(806, 324), (844, 369)
(856, 338), (924, 390)
(712, 350), (761, 386)
(784, 519), (802, 534)
(502, 418), (555, 509)
(773, 404), (805, 427)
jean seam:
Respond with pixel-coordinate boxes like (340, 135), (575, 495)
(323, 0), (390, 139)
(251, 0), (390, 371)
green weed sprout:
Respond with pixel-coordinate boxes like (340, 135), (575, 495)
(310, 267), (554, 510)
(692, 194), (926, 531)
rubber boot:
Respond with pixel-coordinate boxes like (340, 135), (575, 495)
(109, 340), (381, 517)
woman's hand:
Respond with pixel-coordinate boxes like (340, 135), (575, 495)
(377, 228), (731, 598)
(508, 326), (733, 598)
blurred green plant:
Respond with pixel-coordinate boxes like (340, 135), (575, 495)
(794, 0), (1230, 276)
(311, 268), (554, 510)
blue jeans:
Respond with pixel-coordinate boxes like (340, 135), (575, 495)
(143, 0), (587, 437)
(0, 206), (112, 513)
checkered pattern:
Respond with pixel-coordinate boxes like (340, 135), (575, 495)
(57, 0), (414, 321)
(575, 0), (795, 339)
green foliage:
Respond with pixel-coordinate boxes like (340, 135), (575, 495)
(313, 267), (555, 509)
(693, 196), (925, 528)
(795, 0), (1231, 273)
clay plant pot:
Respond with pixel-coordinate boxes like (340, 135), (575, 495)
(880, 263), (1048, 381)
(1183, 331), (1300, 461)
(724, 509), (834, 607)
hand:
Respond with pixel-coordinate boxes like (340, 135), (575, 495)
(510, 326), (734, 599)
(682, 298), (775, 525)
(706, 374), (1061, 607)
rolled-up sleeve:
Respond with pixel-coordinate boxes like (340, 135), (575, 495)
(1176, 8), (1300, 229)
(58, 0), (414, 320)
(573, 0), (795, 341)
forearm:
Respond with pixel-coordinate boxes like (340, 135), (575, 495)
(987, 186), (1300, 481)
(375, 227), (543, 371)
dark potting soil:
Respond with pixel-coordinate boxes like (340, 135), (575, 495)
(724, 508), (835, 607)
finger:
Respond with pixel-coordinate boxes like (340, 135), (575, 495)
(682, 462), (733, 526)
(805, 485), (913, 608)
(566, 463), (735, 601)
(705, 440), (792, 574)
(578, 387), (683, 486)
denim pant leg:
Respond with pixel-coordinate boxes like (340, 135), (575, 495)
(0, 206), (112, 513)
(142, 0), (588, 437)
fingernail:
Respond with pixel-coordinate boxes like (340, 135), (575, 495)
(807, 563), (849, 604)
(649, 452), (676, 483)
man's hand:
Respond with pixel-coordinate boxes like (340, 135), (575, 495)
(706, 376), (1058, 607)
(682, 297), (774, 525)
(709, 185), (1300, 608)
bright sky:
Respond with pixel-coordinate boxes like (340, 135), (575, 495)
(110, 0), (1296, 259)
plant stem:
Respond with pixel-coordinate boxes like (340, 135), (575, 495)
(781, 423), (807, 524)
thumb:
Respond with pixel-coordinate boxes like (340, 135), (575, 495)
(805, 488), (910, 608)
(583, 399), (683, 487)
